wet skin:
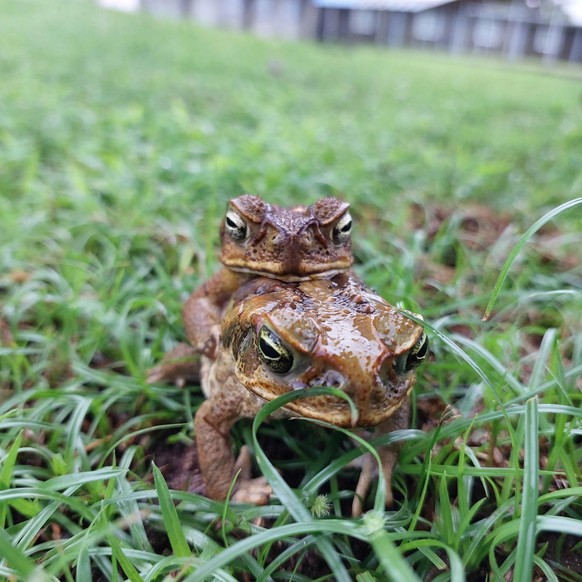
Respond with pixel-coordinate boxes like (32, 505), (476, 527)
(195, 274), (428, 514)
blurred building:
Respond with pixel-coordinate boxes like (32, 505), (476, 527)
(128, 0), (582, 62)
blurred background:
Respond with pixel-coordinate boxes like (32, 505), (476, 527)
(101, 0), (582, 64)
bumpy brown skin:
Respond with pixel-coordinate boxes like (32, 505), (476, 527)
(195, 275), (426, 514)
(183, 195), (354, 358)
(219, 195), (353, 278)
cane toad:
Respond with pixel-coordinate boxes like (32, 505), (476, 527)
(183, 195), (354, 358)
(195, 275), (428, 514)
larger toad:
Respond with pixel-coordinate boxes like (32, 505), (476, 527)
(196, 274), (428, 515)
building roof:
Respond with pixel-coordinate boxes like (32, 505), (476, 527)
(313, 0), (458, 12)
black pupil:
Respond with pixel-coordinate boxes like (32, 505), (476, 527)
(333, 218), (351, 243)
(415, 336), (429, 359)
(226, 215), (246, 240)
(405, 336), (428, 371)
(259, 335), (280, 360)
(258, 329), (293, 374)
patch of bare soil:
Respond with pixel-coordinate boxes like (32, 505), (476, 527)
(408, 202), (580, 288)
(149, 438), (205, 495)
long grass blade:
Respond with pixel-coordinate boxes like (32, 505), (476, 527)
(364, 512), (420, 582)
(483, 197), (582, 320)
(251, 389), (356, 582)
(0, 430), (22, 489)
(513, 396), (539, 582)
(75, 544), (92, 582)
(535, 515), (582, 536)
(397, 539), (466, 582)
(107, 535), (145, 582)
(0, 527), (42, 580)
(0, 430), (23, 528)
(437, 474), (454, 547)
(186, 520), (427, 581)
(152, 463), (190, 558)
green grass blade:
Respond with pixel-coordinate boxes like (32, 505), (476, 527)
(75, 544), (92, 582)
(305, 428), (423, 498)
(437, 548), (466, 582)
(528, 329), (558, 395)
(257, 535), (318, 581)
(0, 429), (23, 528)
(0, 527), (43, 580)
(41, 468), (125, 491)
(533, 555), (559, 582)
(421, 320), (505, 406)
(437, 474), (454, 547)
(364, 512), (420, 582)
(252, 391), (333, 521)
(152, 463), (190, 558)
(398, 539), (466, 581)
(186, 520), (427, 581)
(409, 425), (442, 532)
(107, 535), (145, 582)
(513, 396), (539, 582)
(461, 499), (515, 569)
(13, 485), (101, 550)
(251, 388), (360, 582)
(489, 514), (582, 555)
(535, 515), (582, 536)
(301, 417), (387, 512)
(0, 430), (22, 489)
(116, 449), (153, 553)
(64, 397), (92, 468)
(538, 487), (582, 504)
(483, 197), (582, 320)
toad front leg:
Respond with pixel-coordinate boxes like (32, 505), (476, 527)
(183, 269), (247, 358)
(146, 343), (200, 386)
(195, 378), (271, 505)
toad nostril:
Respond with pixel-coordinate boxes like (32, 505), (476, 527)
(312, 370), (346, 388)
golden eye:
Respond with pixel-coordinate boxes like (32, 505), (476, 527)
(257, 326), (294, 374)
(225, 210), (249, 242)
(332, 211), (352, 245)
(395, 332), (429, 374)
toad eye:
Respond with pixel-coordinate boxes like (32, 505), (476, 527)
(257, 326), (294, 374)
(225, 210), (249, 242)
(332, 211), (352, 245)
(394, 332), (429, 374)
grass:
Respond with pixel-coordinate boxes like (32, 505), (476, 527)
(0, 0), (581, 579)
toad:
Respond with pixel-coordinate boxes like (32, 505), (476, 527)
(196, 275), (428, 515)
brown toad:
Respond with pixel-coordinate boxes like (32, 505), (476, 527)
(195, 275), (428, 515)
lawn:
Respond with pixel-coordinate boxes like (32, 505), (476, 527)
(0, 0), (581, 580)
